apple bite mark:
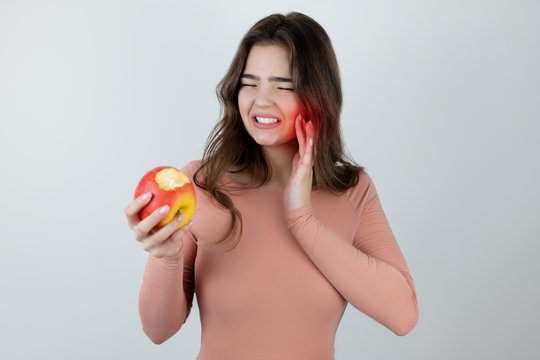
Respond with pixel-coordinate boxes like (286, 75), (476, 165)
(155, 168), (190, 190)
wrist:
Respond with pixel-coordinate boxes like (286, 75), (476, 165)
(284, 202), (314, 228)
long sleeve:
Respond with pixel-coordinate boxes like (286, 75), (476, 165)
(138, 229), (198, 344)
(284, 171), (419, 336)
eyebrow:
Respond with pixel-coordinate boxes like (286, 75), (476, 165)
(241, 74), (293, 83)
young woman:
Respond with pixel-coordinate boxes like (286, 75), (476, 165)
(125, 12), (418, 359)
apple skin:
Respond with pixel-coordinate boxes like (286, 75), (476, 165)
(134, 166), (196, 230)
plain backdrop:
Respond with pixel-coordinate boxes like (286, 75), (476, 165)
(1, 0), (539, 359)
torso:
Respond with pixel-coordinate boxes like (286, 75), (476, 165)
(225, 167), (286, 192)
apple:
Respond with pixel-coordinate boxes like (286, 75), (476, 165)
(134, 166), (196, 230)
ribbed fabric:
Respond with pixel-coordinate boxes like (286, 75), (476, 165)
(138, 160), (418, 359)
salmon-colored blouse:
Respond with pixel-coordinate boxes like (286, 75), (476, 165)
(138, 160), (418, 359)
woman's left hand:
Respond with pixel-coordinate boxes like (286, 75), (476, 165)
(284, 114), (315, 211)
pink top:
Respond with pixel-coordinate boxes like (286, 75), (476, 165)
(138, 160), (419, 359)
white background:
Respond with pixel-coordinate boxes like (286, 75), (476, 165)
(1, 0), (539, 359)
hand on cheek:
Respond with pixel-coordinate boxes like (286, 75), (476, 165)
(284, 114), (315, 211)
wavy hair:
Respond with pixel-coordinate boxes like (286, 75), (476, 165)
(193, 12), (363, 249)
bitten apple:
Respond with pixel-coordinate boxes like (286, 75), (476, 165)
(134, 166), (196, 229)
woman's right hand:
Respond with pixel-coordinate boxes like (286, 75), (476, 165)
(124, 193), (193, 259)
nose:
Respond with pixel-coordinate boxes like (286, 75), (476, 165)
(254, 86), (274, 107)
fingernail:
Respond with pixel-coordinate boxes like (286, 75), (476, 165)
(159, 205), (169, 215)
(177, 213), (185, 221)
(142, 192), (151, 201)
(309, 138), (313, 146)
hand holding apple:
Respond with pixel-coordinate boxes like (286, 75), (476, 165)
(134, 166), (196, 230)
(125, 191), (192, 259)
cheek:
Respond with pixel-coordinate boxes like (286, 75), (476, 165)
(237, 91), (250, 115)
(237, 94), (245, 114)
(283, 97), (303, 118)
(237, 93), (253, 131)
(238, 89), (253, 110)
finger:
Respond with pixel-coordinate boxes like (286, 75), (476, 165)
(143, 218), (192, 256)
(149, 212), (186, 246)
(167, 220), (193, 246)
(174, 220), (193, 237)
(125, 192), (152, 228)
(133, 205), (170, 241)
(303, 136), (314, 168)
(301, 120), (313, 160)
(300, 121), (314, 169)
(308, 121), (315, 159)
(295, 114), (306, 157)
(307, 119), (315, 145)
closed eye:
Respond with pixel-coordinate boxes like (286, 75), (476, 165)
(278, 87), (294, 91)
(240, 83), (256, 87)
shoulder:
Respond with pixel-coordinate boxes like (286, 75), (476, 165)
(180, 159), (203, 180)
(343, 169), (380, 214)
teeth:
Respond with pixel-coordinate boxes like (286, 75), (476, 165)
(255, 117), (278, 124)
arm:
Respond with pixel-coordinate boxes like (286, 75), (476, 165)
(138, 160), (201, 344)
(285, 172), (419, 336)
(138, 229), (198, 344)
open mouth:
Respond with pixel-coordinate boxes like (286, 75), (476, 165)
(254, 116), (279, 124)
(252, 116), (281, 129)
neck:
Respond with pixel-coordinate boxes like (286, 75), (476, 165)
(262, 141), (297, 190)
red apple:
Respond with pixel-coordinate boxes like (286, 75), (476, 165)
(134, 166), (196, 229)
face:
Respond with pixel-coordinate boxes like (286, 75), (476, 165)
(237, 44), (303, 149)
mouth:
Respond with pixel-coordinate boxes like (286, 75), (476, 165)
(251, 115), (281, 129)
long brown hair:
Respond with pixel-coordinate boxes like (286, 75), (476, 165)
(193, 12), (364, 249)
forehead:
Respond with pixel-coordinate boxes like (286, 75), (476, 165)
(244, 44), (291, 75)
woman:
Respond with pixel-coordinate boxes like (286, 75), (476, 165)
(125, 12), (418, 359)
